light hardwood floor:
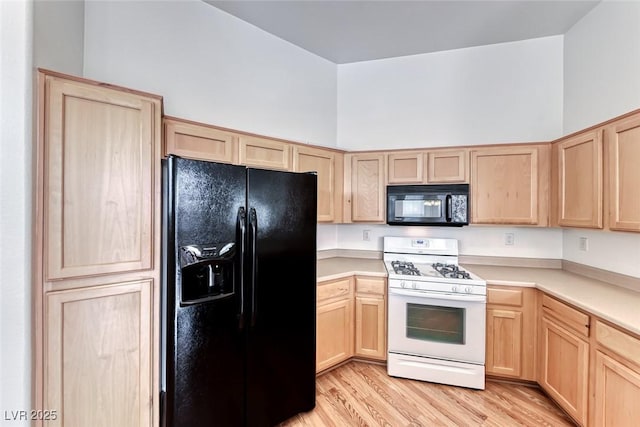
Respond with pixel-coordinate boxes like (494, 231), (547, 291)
(281, 362), (574, 426)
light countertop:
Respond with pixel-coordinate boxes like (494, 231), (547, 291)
(317, 257), (640, 336)
(317, 257), (386, 282)
(462, 264), (640, 336)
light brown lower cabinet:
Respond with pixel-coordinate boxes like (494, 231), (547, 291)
(485, 286), (536, 380)
(591, 319), (640, 426)
(592, 351), (640, 426)
(316, 275), (387, 373)
(539, 295), (590, 426)
(539, 317), (589, 425)
(45, 280), (154, 427)
(316, 277), (354, 372)
(354, 276), (386, 360)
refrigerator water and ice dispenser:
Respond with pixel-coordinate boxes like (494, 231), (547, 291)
(179, 243), (235, 304)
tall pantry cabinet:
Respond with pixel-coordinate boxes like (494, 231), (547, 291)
(33, 70), (162, 427)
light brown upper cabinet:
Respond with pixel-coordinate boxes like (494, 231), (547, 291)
(346, 153), (386, 222)
(42, 73), (160, 280)
(470, 145), (549, 225)
(387, 149), (468, 184)
(164, 117), (237, 164)
(36, 70), (161, 427)
(387, 151), (424, 184)
(293, 145), (342, 222)
(554, 130), (603, 229)
(426, 149), (469, 183)
(607, 116), (640, 232)
(239, 135), (291, 170)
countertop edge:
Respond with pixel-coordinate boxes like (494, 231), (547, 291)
(317, 270), (387, 282)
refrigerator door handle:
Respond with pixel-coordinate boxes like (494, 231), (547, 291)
(249, 207), (258, 328)
(237, 207), (247, 331)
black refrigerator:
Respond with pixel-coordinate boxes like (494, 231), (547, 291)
(161, 156), (317, 427)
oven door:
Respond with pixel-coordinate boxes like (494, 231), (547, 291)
(388, 288), (486, 364)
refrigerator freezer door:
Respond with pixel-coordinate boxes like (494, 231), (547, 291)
(165, 157), (247, 427)
(245, 168), (317, 426)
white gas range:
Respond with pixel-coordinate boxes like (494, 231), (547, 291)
(384, 236), (487, 390)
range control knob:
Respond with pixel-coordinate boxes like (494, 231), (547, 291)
(412, 282), (417, 289)
(465, 286), (472, 294)
(400, 281), (406, 288)
(452, 285), (458, 293)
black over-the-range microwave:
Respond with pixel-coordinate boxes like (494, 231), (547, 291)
(387, 184), (469, 226)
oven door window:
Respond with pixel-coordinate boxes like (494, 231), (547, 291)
(395, 197), (442, 219)
(406, 303), (464, 344)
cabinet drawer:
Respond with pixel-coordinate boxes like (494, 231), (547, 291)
(487, 287), (523, 306)
(595, 320), (640, 366)
(355, 277), (385, 295)
(318, 277), (352, 302)
(542, 294), (590, 337)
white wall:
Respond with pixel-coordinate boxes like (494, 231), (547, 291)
(563, 0), (640, 278)
(336, 224), (562, 259)
(83, 0), (337, 147)
(335, 36), (564, 261)
(33, 0), (84, 75)
(0, 0), (33, 423)
(317, 224), (338, 251)
(563, 229), (640, 278)
(563, 0), (640, 134)
(337, 36), (564, 150)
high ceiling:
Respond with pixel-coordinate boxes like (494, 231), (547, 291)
(207, 0), (600, 64)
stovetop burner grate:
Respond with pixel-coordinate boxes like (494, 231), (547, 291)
(391, 261), (421, 276)
(432, 263), (472, 280)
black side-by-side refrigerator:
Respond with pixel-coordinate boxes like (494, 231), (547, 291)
(161, 156), (317, 427)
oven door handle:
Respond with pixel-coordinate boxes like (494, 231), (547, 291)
(389, 288), (486, 303)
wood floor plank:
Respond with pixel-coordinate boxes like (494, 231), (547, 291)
(280, 362), (574, 427)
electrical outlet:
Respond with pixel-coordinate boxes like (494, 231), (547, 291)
(504, 233), (515, 246)
(363, 230), (371, 241)
(579, 237), (588, 251)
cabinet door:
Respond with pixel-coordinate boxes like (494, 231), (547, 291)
(44, 76), (158, 280)
(239, 135), (291, 170)
(539, 317), (589, 425)
(45, 280), (153, 427)
(557, 131), (603, 228)
(486, 308), (523, 377)
(426, 149), (468, 183)
(354, 276), (386, 360)
(471, 146), (547, 225)
(486, 286), (537, 381)
(387, 151), (424, 184)
(593, 350), (640, 427)
(164, 117), (236, 163)
(293, 146), (336, 222)
(317, 298), (353, 372)
(350, 154), (385, 222)
(355, 296), (386, 360)
(607, 116), (640, 232)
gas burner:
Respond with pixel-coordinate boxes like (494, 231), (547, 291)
(391, 261), (421, 276)
(432, 263), (472, 280)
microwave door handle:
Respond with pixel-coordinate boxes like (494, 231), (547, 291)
(445, 194), (452, 222)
